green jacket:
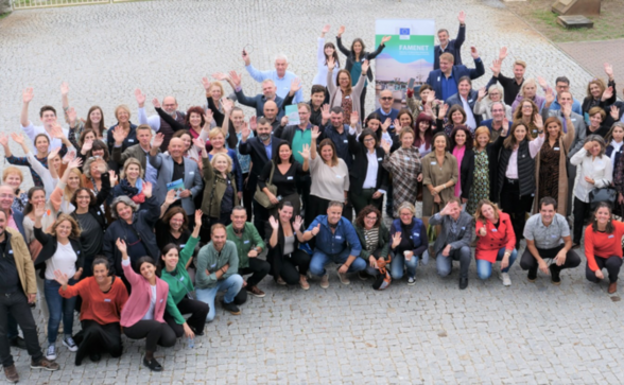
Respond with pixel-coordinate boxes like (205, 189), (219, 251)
(161, 236), (199, 325)
(354, 222), (390, 260)
(226, 222), (265, 269)
(200, 157), (239, 218)
(195, 240), (239, 289)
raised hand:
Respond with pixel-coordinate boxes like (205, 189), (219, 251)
(337, 25), (345, 37)
(427, 90), (436, 104)
(152, 97), (161, 109)
(113, 125), (127, 145)
(321, 104), (331, 122)
(393, 118), (401, 129)
(249, 116), (257, 132)
(48, 147), (61, 161)
(10, 132), (25, 145)
(361, 59), (370, 73)
(242, 48), (250, 65)
(498, 47), (508, 61)
(478, 226), (487, 237)
(229, 71), (242, 87)
(60, 82), (69, 96)
(293, 215), (303, 231)
(327, 56), (336, 70)
(321, 24), (331, 35)
(490, 59), (501, 76)
(68, 156), (83, 170)
(50, 124), (65, 139)
(280, 116), (289, 127)
(477, 87), (487, 101)
(63, 150), (76, 164)
(604, 62), (614, 79)
(116, 238), (128, 256)
(269, 216), (279, 230)
(350, 110), (359, 127)
(502, 117), (510, 135)
(201, 77), (211, 92)
(67, 107), (77, 125)
(241, 122), (251, 141)
(311, 125), (321, 141)
(222, 98), (233, 115)
(298, 144), (311, 160)
(53, 270), (69, 287)
(537, 76), (548, 90)
(153, 133), (165, 149)
(165, 189), (178, 206)
(34, 203), (46, 219)
(381, 36), (392, 45)
(562, 103), (572, 119)
(81, 139), (94, 153)
(545, 87), (555, 105)
(135, 88), (146, 107)
(204, 109), (214, 127)
(290, 78), (302, 95)
(311, 223), (321, 236)
(391, 232), (402, 248)
(602, 86), (614, 102)
(380, 139), (391, 154)
(109, 170), (118, 185)
(211, 72), (228, 81)
(0, 133), (8, 149)
(458, 10), (466, 24)
(533, 113), (543, 130)
(611, 105), (620, 120)
(194, 209), (203, 228)
(381, 118), (391, 132)
(143, 181), (153, 198)
(438, 103), (449, 119)
(23, 88), (34, 104)
(470, 46), (479, 59)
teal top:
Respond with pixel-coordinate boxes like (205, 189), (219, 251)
(161, 235), (199, 324)
(350, 62), (367, 87)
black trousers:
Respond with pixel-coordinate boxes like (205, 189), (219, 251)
(297, 174), (311, 215)
(279, 250), (311, 285)
(520, 244), (581, 274)
(500, 179), (533, 246)
(163, 297), (209, 338)
(242, 172), (253, 219)
(586, 256), (623, 283)
(0, 291), (43, 367)
(306, 195), (332, 228)
(199, 213), (231, 243)
(123, 320), (176, 352)
(253, 202), (270, 240)
(360, 86), (367, 119)
(238, 258), (271, 287)
(74, 320), (122, 365)
(573, 197), (591, 244)
(349, 188), (383, 216)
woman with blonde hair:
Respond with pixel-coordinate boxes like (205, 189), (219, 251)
(582, 64), (616, 120)
(111, 157), (146, 204)
(207, 128), (243, 200)
(474, 199), (517, 286)
(106, 104), (137, 153)
(534, 116), (575, 215)
(199, 146), (239, 229)
(474, 84), (512, 121)
(33, 209), (84, 360)
(513, 98), (541, 139)
(511, 78), (545, 113)
(50, 157), (84, 214)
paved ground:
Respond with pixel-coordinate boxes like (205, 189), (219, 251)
(1, 0), (623, 384)
(559, 38), (624, 99)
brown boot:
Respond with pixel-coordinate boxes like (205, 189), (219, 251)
(4, 365), (19, 383)
(608, 282), (617, 294)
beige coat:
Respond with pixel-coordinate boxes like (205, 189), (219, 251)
(4, 228), (37, 295)
(533, 121), (575, 215)
(422, 152), (459, 217)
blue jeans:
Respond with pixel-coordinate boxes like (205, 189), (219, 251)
(44, 278), (77, 345)
(436, 246), (472, 279)
(390, 252), (419, 279)
(309, 249), (366, 276)
(195, 274), (244, 322)
(477, 248), (518, 280)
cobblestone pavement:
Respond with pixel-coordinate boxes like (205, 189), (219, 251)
(1, 1), (623, 384)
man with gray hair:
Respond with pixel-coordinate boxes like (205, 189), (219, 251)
(242, 50), (303, 103)
(481, 101), (508, 142)
(135, 89), (186, 151)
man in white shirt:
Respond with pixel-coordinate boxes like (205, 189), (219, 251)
(20, 88), (69, 151)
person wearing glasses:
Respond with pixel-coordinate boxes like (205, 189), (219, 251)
(353, 205), (390, 280)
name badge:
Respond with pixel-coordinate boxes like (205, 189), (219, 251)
(179, 276), (185, 282)
(431, 161), (437, 165)
(571, 118), (577, 122)
(377, 157), (383, 161)
(128, 139), (135, 143)
(461, 227), (466, 230)
(404, 157), (410, 161)
(335, 235), (342, 240)
(553, 147), (560, 151)
(76, 251), (81, 254)
(609, 234), (615, 239)
(104, 299), (111, 302)
(210, 264), (217, 268)
(596, 161), (604, 167)
(468, 99), (473, 103)
(97, 211), (101, 215)
(159, 299), (164, 303)
(8, 250), (13, 254)
(287, 176), (294, 180)
(244, 240), (250, 244)
(180, 244), (185, 248)
(189, 172), (194, 175)
(491, 228), (497, 232)
(336, 175), (343, 179)
(437, 76), (441, 82)
(345, 96), (350, 99)
(343, 140), (348, 143)
(522, 154), (526, 158)
(551, 234), (557, 238)
(412, 233), (420, 238)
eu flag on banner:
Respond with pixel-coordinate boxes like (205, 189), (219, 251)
(400, 28), (410, 40)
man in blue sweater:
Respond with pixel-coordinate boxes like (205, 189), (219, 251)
(302, 202), (365, 288)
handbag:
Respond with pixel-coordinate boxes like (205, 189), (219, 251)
(253, 161), (278, 209)
(589, 187), (617, 212)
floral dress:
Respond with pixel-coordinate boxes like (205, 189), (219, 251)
(537, 141), (560, 205)
(466, 149), (490, 215)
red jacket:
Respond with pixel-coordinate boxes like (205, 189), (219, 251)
(475, 212), (516, 263)
(584, 221), (624, 271)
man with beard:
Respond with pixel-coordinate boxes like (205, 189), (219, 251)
(135, 89), (186, 151)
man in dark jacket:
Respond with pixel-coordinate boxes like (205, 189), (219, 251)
(434, 11), (466, 70)
(426, 48), (485, 102)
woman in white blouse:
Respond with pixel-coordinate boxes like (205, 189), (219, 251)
(571, 135), (612, 247)
(313, 24), (340, 87)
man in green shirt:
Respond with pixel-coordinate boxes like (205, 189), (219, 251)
(226, 206), (269, 299)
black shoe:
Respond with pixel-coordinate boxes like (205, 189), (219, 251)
(527, 268), (537, 282)
(221, 300), (241, 315)
(549, 264), (561, 285)
(459, 278), (468, 290)
(9, 336), (27, 350)
(143, 357), (163, 372)
(90, 353), (101, 363)
(190, 326), (204, 337)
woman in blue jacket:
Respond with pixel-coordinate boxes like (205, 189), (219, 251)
(389, 202), (428, 285)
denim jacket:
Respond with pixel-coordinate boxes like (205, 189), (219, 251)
(307, 216), (362, 257)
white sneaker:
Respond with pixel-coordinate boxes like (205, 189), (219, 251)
(62, 336), (78, 352)
(407, 277), (416, 285)
(46, 344), (56, 361)
(500, 272), (511, 286)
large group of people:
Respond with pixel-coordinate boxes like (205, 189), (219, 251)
(2, 14), (624, 383)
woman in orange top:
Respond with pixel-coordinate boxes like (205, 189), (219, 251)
(584, 202), (624, 294)
(474, 199), (517, 286)
(56, 257), (128, 366)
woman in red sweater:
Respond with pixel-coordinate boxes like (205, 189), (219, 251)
(56, 258), (128, 366)
(584, 202), (624, 293)
(474, 199), (517, 286)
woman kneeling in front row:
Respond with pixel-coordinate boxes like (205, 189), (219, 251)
(474, 199), (518, 286)
(584, 202), (624, 294)
(56, 258), (128, 365)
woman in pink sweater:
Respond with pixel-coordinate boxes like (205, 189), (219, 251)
(116, 239), (176, 372)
